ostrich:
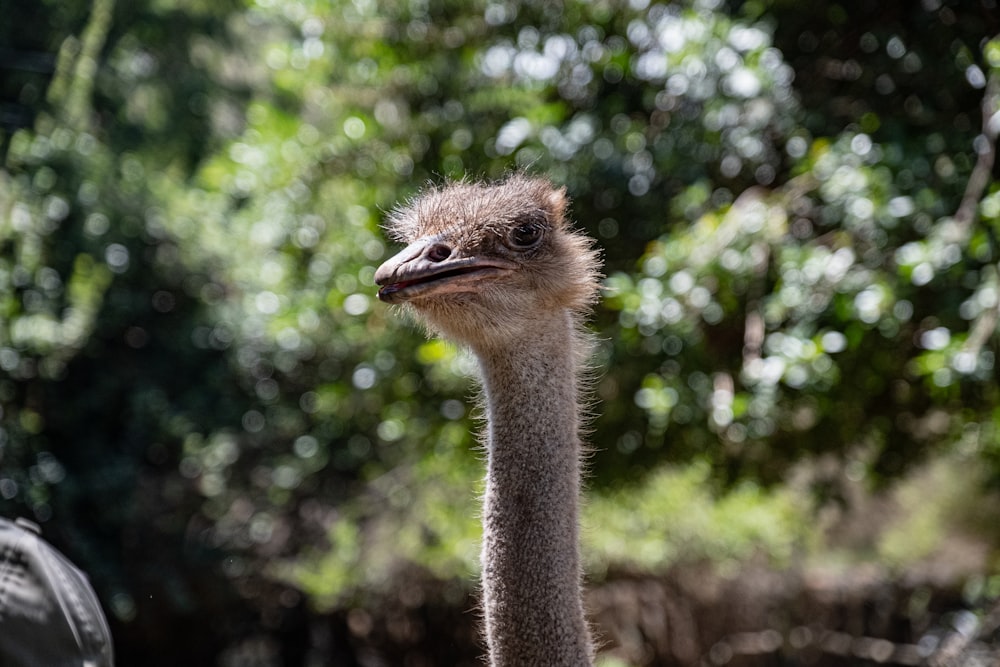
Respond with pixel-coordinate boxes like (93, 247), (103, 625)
(374, 174), (602, 666)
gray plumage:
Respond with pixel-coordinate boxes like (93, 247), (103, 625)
(375, 174), (601, 666)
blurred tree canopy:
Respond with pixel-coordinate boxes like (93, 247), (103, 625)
(2, 0), (1000, 661)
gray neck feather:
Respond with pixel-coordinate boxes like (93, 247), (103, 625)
(474, 311), (593, 667)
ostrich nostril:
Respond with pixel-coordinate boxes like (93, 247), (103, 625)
(426, 243), (452, 262)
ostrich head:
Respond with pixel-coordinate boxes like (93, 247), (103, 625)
(374, 175), (601, 350)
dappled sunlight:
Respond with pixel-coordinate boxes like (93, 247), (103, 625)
(2, 0), (1000, 664)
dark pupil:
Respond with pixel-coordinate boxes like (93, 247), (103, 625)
(512, 223), (541, 246)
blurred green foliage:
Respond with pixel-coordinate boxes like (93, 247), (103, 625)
(2, 0), (1000, 657)
(876, 456), (1000, 570)
(585, 461), (810, 575)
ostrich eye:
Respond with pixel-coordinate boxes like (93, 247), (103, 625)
(509, 222), (544, 248)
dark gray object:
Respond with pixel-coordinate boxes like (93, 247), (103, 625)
(0, 516), (114, 666)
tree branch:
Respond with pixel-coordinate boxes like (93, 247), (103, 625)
(957, 50), (1000, 358)
(951, 58), (1000, 241)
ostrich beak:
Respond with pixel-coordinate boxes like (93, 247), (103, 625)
(374, 236), (517, 303)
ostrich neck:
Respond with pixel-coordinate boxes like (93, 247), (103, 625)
(475, 311), (593, 667)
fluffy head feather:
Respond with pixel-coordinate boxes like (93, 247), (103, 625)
(377, 174), (602, 351)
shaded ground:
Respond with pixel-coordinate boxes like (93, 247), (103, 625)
(110, 456), (1000, 666)
(148, 563), (996, 667)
